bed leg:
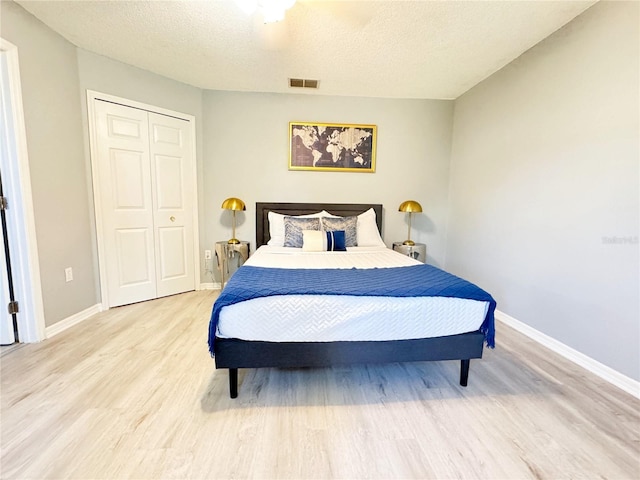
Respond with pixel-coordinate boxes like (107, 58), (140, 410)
(229, 368), (238, 398)
(460, 359), (470, 387)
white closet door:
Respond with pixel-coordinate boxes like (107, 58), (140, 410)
(93, 100), (196, 308)
(148, 112), (195, 298)
(95, 101), (157, 307)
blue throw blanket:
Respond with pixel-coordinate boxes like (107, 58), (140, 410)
(209, 264), (496, 355)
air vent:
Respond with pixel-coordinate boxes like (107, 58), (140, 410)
(289, 78), (319, 89)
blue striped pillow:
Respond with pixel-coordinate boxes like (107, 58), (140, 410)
(325, 230), (346, 251)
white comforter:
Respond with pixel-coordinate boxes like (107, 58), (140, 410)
(216, 246), (489, 342)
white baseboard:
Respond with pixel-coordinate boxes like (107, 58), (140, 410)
(45, 303), (103, 338)
(43, 285), (220, 338)
(44, 285), (220, 339)
(495, 309), (640, 399)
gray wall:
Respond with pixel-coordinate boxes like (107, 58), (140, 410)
(75, 49), (204, 286)
(2, 0), (454, 308)
(1, 1), (97, 326)
(1, 1), (205, 324)
(3, 0), (637, 385)
(447, 1), (639, 380)
(202, 91), (454, 283)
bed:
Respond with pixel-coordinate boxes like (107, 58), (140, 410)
(209, 202), (495, 398)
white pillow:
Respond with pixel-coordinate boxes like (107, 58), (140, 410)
(302, 230), (325, 251)
(267, 211), (325, 246)
(268, 208), (385, 247)
(356, 208), (386, 247)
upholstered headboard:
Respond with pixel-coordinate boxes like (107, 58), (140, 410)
(256, 202), (383, 247)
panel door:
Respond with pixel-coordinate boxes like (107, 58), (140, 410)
(148, 112), (195, 298)
(95, 101), (157, 307)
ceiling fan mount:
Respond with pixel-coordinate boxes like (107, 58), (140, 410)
(236, 0), (296, 23)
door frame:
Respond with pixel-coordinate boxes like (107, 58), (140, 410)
(0, 39), (46, 342)
(87, 90), (200, 309)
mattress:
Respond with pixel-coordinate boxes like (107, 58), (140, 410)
(216, 246), (489, 342)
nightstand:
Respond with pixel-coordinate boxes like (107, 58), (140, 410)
(215, 241), (250, 288)
(392, 242), (427, 263)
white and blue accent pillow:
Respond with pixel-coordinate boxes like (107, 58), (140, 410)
(283, 217), (321, 247)
(321, 216), (358, 247)
(302, 230), (347, 251)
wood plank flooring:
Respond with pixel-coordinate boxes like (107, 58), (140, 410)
(1, 290), (638, 479)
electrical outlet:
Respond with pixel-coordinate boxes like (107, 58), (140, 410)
(65, 267), (73, 282)
(204, 249), (212, 260)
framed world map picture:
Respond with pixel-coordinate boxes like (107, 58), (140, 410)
(289, 122), (377, 172)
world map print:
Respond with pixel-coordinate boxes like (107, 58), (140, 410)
(290, 123), (376, 171)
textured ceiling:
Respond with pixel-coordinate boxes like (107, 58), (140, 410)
(14, 0), (597, 99)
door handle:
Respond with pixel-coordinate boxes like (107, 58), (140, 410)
(170, 216), (176, 222)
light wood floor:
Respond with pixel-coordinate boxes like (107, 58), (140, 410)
(1, 290), (638, 479)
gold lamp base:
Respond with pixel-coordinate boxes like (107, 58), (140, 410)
(402, 239), (416, 246)
(228, 238), (240, 244)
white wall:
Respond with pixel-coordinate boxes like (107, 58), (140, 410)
(202, 91), (454, 283)
(447, 1), (639, 380)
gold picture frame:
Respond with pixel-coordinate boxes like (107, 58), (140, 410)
(289, 122), (377, 172)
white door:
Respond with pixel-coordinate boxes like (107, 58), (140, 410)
(148, 112), (195, 298)
(0, 42), (46, 344)
(93, 101), (195, 307)
(95, 101), (156, 307)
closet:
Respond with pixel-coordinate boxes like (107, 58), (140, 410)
(89, 95), (197, 308)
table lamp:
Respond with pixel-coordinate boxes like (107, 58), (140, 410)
(398, 200), (422, 246)
(222, 197), (246, 244)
